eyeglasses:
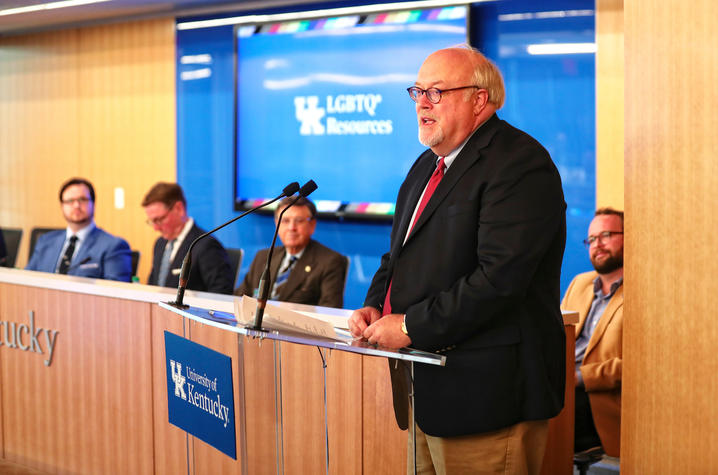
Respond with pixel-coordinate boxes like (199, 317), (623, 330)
(61, 197), (91, 206)
(407, 85), (479, 104)
(146, 203), (175, 226)
(279, 216), (313, 226)
(583, 231), (623, 247)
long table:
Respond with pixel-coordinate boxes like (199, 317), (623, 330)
(0, 268), (576, 474)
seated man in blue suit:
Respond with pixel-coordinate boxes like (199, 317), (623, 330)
(26, 177), (132, 282)
(142, 182), (234, 294)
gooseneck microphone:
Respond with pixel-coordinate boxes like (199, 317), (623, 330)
(252, 180), (317, 330)
(167, 181), (300, 309)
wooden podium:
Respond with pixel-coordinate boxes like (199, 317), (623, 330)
(160, 302), (444, 474)
(0, 268), (576, 474)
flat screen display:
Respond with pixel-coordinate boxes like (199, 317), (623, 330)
(234, 6), (468, 217)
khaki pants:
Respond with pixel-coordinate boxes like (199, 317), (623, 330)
(408, 419), (549, 475)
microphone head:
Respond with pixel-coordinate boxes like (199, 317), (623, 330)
(298, 180), (318, 197)
(282, 181), (300, 197)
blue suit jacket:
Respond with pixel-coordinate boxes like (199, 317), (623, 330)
(26, 227), (132, 282)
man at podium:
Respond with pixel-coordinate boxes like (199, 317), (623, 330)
(349, 46), (567, 473)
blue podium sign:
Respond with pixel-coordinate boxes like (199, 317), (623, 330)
(164, 331), (237, 459)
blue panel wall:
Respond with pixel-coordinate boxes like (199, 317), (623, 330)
(472, 0), (597, 297)
(176, 0), (596, 309)
(177, 24), (391, 309)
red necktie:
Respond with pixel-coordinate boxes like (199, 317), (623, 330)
(383, 157), (446, 315)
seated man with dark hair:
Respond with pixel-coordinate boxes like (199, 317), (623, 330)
(26, 177), (132, 282)
(562, 207), (624, 457)
(235, 197), (347, 308)
(142, 182), (234, 295)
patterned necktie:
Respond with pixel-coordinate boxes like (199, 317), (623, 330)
(383, 157), (446, 315)
(58, 235), (78, 275)
(271, 255), (298, 299)
(157, 239), (175, 286)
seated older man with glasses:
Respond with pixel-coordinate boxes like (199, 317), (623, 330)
(235, 197), (347, 308)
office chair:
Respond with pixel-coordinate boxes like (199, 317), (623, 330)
(0, 228), (22, 267)
(29, 227), (63, 258)
(130, 250), (140, 279)
(226, 248), (244, 289)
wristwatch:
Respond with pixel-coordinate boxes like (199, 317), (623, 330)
(401, 315), (408, 335)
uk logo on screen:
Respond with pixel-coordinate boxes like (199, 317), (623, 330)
(164, 331), (237, 459)
(295, 96), (325, 135)
(294, 94), (392, 136)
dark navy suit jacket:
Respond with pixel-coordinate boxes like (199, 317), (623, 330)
(26, 227), (132, 282)
(364, 114), (567, 437)
(148, 222), (233, 295)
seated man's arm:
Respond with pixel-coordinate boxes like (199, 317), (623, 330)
(581, 356), (622, 392)
(316, 253), (348, 308)
(102, 238), (133, 282)
(235, 252), (263, 297)
(196, 237), (234, 295)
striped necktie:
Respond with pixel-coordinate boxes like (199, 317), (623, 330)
(157, 239), (175, 286)
(57, 235), (78, 275)
(271, 255), (298, 299)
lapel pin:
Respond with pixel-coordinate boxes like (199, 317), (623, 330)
(305, 265), (311, 273)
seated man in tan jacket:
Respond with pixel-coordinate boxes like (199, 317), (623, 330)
(561, 207), (623, 457)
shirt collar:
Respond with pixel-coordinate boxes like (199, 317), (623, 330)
(441, 115), (492, 169)
(284, 246), (306, 263)
(174, 217), (194, 246)
(66, 221), (95, 242)
(440, 133), (472, 170)
(593, 276), (623, 298)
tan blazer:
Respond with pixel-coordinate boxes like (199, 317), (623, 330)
(561, 271), (623, 457)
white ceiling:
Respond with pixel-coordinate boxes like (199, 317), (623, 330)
(0, 0), (307, 36)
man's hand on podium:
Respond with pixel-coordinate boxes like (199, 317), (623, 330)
(349, 307), (411, 349)
(348, 306), (380, 338)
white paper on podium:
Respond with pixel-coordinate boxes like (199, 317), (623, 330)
(235, 296), (350, 342)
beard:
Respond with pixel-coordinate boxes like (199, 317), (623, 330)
(418, 124), (444, 147)
(592, 252), (623, 274)
(63, 210), (92, 227)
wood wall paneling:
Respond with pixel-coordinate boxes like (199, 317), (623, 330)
(0, 29), (81, 266)
(596, 0), (625, 210)
(0, 19), (176, 283)
(624, 0), (718, 472)
(77, 19), (176, 284)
